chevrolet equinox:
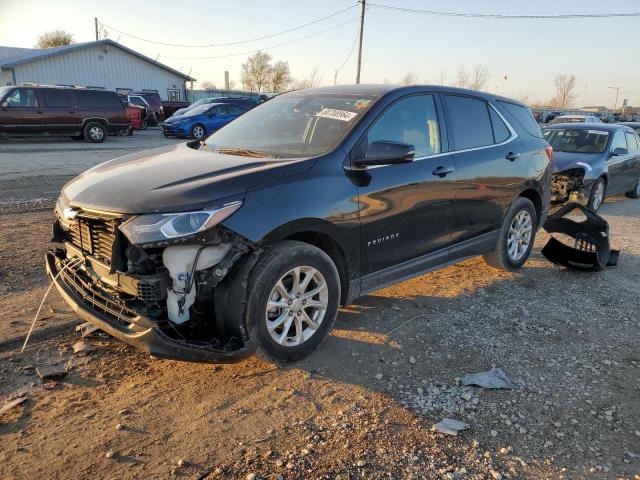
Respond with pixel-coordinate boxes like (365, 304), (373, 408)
(47, 85), (552, 363)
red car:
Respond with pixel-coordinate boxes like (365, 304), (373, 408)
(124, 103), (148, 131)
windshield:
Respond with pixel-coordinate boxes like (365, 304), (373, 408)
(203, 91), (379, 158)
(543, 128), (609, 153)
(0, 86), (12, 101)
(187, 98), (211, 109)
(184, 104), (211, 116)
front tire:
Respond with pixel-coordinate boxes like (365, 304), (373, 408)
(83, 122), (106, 143)
(588, 177), (606, 211)
(625, 177), (640, 199)
(483, 197), (537, 271)
(190, 123), (206, 140)
(245, 241), (340, 362)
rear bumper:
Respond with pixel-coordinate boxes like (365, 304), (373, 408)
(46, 250), (255, 364)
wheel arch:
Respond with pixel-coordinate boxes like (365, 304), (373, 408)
(518, 188), (543, 225)
(259, 219), (355, 305)
(82, 117), (109, 127)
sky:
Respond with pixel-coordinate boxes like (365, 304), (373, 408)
(1, 0), (639, 107)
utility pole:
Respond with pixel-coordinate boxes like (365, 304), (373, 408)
(355, 0), (366, 84)
(608, 86), (621, 112)
(94, 17), (99, 41)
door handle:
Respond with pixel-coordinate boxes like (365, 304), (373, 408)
(69, 110), (75, 114)
(432, 165), (455, 177)
(36, 110), (43, 114)
(506, 152), (521, 161)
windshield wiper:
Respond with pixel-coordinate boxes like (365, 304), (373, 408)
(213, 147), (279, 159)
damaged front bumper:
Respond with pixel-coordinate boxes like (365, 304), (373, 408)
(46, 249), (256, 363)
(551, 170), (593, 207)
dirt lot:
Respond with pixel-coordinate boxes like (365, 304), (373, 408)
(0, 190), (638, 479)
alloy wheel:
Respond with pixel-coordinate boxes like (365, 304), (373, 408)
(89, 126), (104, 140)
(265, 266), (328, 347)
(192, 125), (204, 139)
(507, 210), (532, 262)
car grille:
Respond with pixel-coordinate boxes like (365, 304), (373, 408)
(67, 215), (119, 265)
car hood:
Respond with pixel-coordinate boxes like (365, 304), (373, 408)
(63, 143), (313, 214)
(551, 151), (603, 173)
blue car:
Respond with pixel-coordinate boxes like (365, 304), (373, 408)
(161, 102), (247, 139)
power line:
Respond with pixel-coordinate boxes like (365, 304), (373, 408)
(368, 3), (640, 19)
(336, 28), (360, 76)
(98, 4), (358, 48)
(158, 18), (359, 60)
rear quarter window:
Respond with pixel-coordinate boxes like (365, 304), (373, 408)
(497, 100), (543, 138)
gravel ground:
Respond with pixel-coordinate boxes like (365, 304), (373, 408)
(0, 194), (638, 479)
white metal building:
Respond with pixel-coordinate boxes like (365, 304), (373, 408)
(0, 40), (194, 101)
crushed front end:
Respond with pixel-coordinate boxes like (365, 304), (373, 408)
(551, 168), (593, 206)
(46, 197), (257, 363)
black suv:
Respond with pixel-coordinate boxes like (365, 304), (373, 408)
(0, 85), (129, 142)
(47, 85), (551, 363)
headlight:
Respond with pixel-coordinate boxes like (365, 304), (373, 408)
(171, 119), (189, 126)
(119, 201), (242, 245)
(55, 193), (71, 229)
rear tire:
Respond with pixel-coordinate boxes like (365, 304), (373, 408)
(83, 122), (106, 143)
(483, 197), (537, 271)
(588, 177), (606, 211)
(245, 241), (340, 362)
(625, 177), (640, 199)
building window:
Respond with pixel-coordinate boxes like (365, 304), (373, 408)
(167, 89), (180, 101)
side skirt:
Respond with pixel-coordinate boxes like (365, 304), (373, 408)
(347, 230), (498, 303)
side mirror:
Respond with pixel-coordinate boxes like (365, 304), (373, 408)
(353, 141), (415, 167)
(1, 101), (8, 108)
(612, 147), (628, 156)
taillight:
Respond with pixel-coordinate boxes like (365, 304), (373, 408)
(545, 145), (554, 161)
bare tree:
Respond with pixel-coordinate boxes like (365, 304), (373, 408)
(35, 30), (74, 48)
(469, 64), (490, 90)
(293, 66), (323, 90)
(240, 51), (273, 92)
(400, 72), (419, 85)
(554, 74), (577, 109)
(199, 81), (216, 90)
(270, 60), (292, 92)
(455, 66), (469, 88)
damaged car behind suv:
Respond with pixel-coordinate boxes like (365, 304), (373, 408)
(543, 123), (640, 211)
(47, 85), (551, 363)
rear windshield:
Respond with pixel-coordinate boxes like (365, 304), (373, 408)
(204, 91), (379, 158)
(496, 101), (542, 138)
(543, 128), (609, 153)
(73, 90), (122, 108)
(549, 116), (585, 124)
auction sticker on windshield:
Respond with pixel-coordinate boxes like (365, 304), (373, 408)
(316, 108), (358, 122)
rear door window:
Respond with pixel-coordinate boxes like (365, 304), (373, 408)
(444, 95), (494, 150)
(228, 104), (247, 114)
(5, 88), (39, 107)
(42, 90), (71, 108)
(366, 94), (441, 157)
(74, 90), (122, 108)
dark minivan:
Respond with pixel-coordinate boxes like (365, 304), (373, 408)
(0, 85), (129, 142)
(47, 85), (551, 363)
